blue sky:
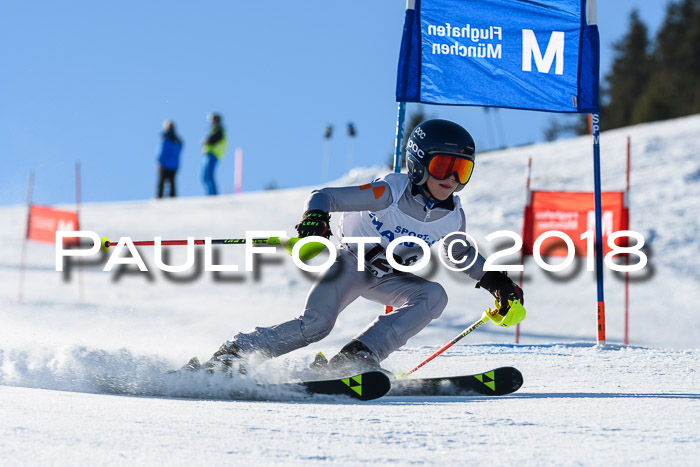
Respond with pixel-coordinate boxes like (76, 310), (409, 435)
(0, 1), (668, 207)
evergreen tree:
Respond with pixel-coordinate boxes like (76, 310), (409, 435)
(601, 10), (652, 130)
(636, 0), (700, 122)
(545, 1), (700, 137)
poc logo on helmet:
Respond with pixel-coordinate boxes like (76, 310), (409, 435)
(413, 126), (426, 139)
(406, 139), (425, 158)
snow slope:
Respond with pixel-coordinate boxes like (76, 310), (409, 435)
(1, 114), (699, 465)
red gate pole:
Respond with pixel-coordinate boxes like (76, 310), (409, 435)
(516, 157), (533, 344)
(624, 137), (631, 345)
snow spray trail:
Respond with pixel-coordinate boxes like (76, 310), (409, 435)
(0, 346), (321, 401)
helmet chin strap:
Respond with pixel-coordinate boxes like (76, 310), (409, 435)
(416, 184), (439, 209)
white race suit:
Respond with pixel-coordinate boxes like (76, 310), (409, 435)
(229, 173), (487, 361)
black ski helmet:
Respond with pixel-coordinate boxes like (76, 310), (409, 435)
(405, 119), (476, 192)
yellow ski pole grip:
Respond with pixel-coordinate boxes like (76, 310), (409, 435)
(279, 237), (328, 261)
(483, 301), (505, 325)
(484, 299), (526, 327)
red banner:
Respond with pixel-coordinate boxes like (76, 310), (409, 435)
(27, 205), (80, 245)
(522, 191), (628, 257)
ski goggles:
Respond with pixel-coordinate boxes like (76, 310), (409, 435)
(427, 154), (475, 185)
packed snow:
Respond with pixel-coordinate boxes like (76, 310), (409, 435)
(1, 115), (699, 465)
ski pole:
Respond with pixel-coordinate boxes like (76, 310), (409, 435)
(404, 312), (494, 376)
(98, 235), (328, 261)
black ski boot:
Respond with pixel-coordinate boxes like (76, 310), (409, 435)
(326, 340), (383, 376)
(204, 341), (248, 374)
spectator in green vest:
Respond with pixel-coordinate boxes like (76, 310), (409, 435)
(201, 113), (227, 195)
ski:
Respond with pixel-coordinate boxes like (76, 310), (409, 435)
(291, 370), (392, 401)
(389, 366), (523, 397)
(170, 359), (392, 401)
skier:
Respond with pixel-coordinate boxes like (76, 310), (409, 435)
(201, 119), (525, 375)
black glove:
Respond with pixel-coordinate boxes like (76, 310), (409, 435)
(476, 271), (524, 316)
(295, 209), (332, 238)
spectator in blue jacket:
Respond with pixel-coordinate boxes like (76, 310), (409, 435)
(157, 120), (183, 198)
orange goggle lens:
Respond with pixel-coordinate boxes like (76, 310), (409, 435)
(427, 155), (474, 184)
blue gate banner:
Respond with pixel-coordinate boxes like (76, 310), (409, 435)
(396, 0), (599, 113)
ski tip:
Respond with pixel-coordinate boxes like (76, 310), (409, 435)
(341, 370), (392, 401)
(471, 366), (524, 394)
(302, 370), (391, 401)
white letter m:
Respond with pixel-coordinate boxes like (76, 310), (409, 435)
(522, 29), (564, 75)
